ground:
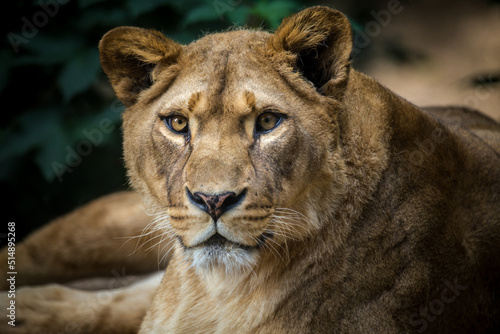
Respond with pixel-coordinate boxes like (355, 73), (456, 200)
(352, 0), (500, 121)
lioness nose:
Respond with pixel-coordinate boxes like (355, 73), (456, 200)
(187, 189), (246, 222)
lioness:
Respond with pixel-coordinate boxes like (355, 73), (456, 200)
(1, 6), (499, 334)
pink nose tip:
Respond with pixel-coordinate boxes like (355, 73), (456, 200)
(187, 189), (246, 221)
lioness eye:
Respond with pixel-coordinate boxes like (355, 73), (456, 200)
(256, 112), (281, 133)
(164, 115), (189, 134)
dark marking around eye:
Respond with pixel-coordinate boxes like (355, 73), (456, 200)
(188, 92), (202, 111)
(244, 91), (256, 109)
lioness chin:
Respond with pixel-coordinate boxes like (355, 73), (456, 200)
(1, 5), (499, 334)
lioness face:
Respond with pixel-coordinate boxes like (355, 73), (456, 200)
(100, 9), (352, 273)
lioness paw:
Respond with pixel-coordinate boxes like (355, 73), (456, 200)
(0, 284), (100, 334)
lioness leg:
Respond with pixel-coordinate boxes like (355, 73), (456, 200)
(0, 191), (173, 289)
(0, 271), (163, 334)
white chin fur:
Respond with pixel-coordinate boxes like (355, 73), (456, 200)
(184, 245), (259, 276)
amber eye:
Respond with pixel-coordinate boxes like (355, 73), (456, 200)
(164, 115), (189, 134)
(256, 112), (282, 133)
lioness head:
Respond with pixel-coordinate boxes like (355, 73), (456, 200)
(99, 7), (352, 273)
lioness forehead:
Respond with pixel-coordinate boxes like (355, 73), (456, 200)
(154, 30), (308, 117)
(186, 30), (270, 56)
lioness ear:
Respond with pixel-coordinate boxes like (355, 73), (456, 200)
(268, 6), (352, 98)
(99, 27), (182, 106)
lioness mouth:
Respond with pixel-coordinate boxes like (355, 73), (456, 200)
(202, 233), (250, 250)
(181, 232), (272, 252)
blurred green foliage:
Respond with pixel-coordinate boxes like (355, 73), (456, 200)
(1, 0), (313, 239)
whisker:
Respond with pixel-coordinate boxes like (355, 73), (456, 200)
(114, 210), (177, 262)
(261, 232), (287, 264)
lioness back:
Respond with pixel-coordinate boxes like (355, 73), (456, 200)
(425, 106), (500, 152)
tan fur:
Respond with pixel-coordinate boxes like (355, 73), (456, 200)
(1, 6), (499, 334)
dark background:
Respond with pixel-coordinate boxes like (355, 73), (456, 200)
(1, 0), (499, 243)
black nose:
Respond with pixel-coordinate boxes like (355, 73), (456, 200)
(187, 189), (246, 222)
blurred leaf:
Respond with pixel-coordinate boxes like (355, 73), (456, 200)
(35, 124), (69, 182)
(182, 4), (219, 27)
(0, 108), (67, 182)
(169, 31), (202, 44)
(78, 0), (107, 9)
(58, 49), (101, 102)
(253, 0), (298, 28)
(76, 8), (129, 29)
(227, 6), (252, 26)
(126, 0), (174, 18)
(14, 35), (84, 66)
(0, 103), (124, 182)
(3, 111), (48, 157)
(173, 0), (210, 12)
(73, 103), (123, 139)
